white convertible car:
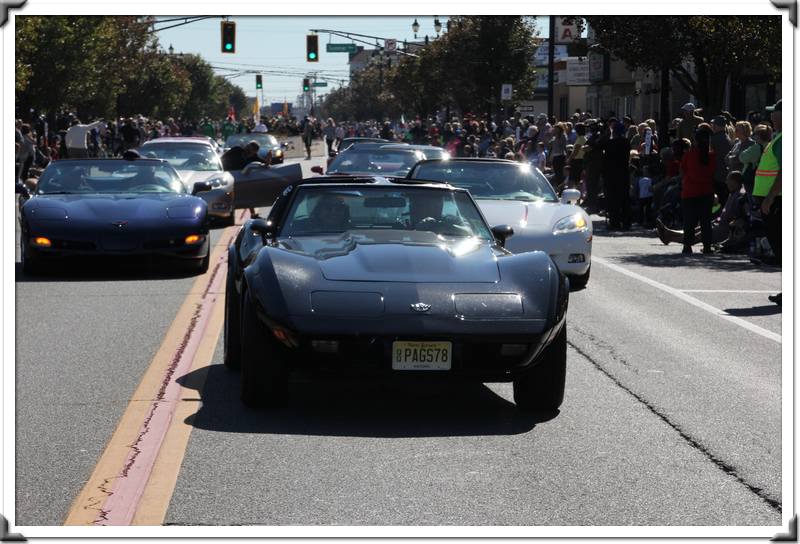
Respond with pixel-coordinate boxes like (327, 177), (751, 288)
(407, 158), (592, 289)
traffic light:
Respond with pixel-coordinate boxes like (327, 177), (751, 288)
(306, 34), (319, 62)
(221, 21), (236, 53)
(255, 74), (263, 89)
(303, 78), (310, 92)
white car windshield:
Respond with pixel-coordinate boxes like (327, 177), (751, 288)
(140, 144), (222, 172)
(411, 162), (559, 202)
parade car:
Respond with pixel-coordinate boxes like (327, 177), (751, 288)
(407, 158), (593, 289)
(223, 176), (569, 411)
(17, 158), (212, 275)
(140, 138), (236, 226)
(312, 143), (426, 177)
(224, 133), (286, 164)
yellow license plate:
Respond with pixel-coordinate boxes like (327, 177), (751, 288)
(392, 341), (452, 371)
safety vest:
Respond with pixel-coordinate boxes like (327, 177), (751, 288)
(753, 133), (781, 197)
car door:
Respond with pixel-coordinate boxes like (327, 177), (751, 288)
(229, 163), (303, 210)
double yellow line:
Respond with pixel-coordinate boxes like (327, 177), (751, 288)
(64, 222), (241, 525)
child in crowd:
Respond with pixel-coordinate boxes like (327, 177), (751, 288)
(637, 166), (654, 227)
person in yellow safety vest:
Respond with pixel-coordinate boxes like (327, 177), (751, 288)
(753, 99), (782, 305)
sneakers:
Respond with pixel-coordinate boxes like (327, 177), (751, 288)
(702, 246), (713, 255)
(768, 293), (782, 306)
(681, 246), (693, 255)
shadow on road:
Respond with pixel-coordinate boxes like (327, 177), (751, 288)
(14, 259), (201, 283)
(178, 364), (556, 438)
(590, 220), (658, 240)
(613, 252), (780, 273)
(723, 304), (781, 317)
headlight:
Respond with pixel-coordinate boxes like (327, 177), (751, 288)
(206, 176), (230, 188)
(274, 149), (283, 156)
(553, 213), (588, 235)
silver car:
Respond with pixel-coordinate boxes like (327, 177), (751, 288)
(140, 138), (235, 226)
(407, 158), (593, 289)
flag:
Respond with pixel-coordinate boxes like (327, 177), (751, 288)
(252, 96), (260, 120)
(283, 100), (289, 117)
(228, 105), (236, 121)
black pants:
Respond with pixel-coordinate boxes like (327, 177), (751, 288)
(639, 197), (653, 226)
(682, 195), (713, 249)
(326, 138), (335, 155)
(570, 158), (584, 188)
(765, 196), (781, 265)
(605, 175), (631, 228)
(552, 155), (566, 185)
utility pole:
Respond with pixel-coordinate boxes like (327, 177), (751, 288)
(548, 15), (556, 119)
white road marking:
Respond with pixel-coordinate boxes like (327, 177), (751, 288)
(680, 289), (777, 294)
(592, 256), (781, 344)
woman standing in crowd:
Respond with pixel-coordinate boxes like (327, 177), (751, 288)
(549, 122), (568, 187)
(679, 124), (716, 255)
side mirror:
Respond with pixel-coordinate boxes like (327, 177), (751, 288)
(310, 166), (324, 175)
(250, 218), (272, 238)
(192, 181), (213, 195)
(491, 224), (514, 247)
(281, 142), (290, 149)
(561, 188), (581, 205)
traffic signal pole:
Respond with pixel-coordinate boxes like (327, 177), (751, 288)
(547, 15), (555, 118)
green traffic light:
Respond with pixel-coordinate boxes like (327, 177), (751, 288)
(225, 43), (233, 51)
(308, 52), (317, 60)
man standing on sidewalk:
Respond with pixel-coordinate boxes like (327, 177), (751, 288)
(753, 99), (782, 305)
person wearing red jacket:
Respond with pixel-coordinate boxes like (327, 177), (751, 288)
(680, 123), (716, 255)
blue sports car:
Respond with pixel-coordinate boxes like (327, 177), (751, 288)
(18, 157), (214, 275)
(224, 175), (570, 411)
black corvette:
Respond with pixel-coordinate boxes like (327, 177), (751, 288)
(18, 158), (213, 275)
(224, 176), (569, 411)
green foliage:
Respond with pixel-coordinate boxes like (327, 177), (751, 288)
(322, 16), (539, 121)
(585, 16), (781, 115)
(15, 16), (247, 121)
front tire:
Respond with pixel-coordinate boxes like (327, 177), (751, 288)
(240, 288), (288, 408)
(569, 266), (590, 290)
(223, 260), (241, 370)
(21, 242), (41, 276)
(513, 323), (567, 412)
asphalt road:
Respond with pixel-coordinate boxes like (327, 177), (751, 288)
(13, 151), (784, 530)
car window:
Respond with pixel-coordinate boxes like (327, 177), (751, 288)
(281, 186), (492, 241)
(411, 162), (558, 202)
(37, 161), (185, 194)
(328, 150), (423, 176)
(225, 133), (277, 149)
(140, 144), (222, 171)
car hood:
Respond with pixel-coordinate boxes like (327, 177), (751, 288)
(25, 194), (205, 222)
(476, 199), (587, 231)
(277, 230), (500, 283)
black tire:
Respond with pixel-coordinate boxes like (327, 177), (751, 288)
(21, 242), (41, 276)
(513, 323), (567, 412)
(569, 266), (590, 290)
(240, 288), (289, 408)
(223, 261), (241, 370)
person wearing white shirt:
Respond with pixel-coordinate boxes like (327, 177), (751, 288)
(66, 120), (105, 158)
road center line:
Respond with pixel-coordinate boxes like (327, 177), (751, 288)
(592, 256), (781, 344)
(64, 216), (246, 526)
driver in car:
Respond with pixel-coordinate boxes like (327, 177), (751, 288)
(305, 195), (351, 233)
(407, 193), (471, 236)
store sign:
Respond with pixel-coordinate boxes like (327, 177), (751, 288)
(589, 50), (607, 82)
(555, 17), (581, 43)
(535, 68), (549, 89)
(533, 42), (568, 66)
(566, 57), (590, 85)
(501, 83), (513, 101)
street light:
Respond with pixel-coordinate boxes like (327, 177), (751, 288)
(434, 17), (442, 35)
(412, 18), (419, 38)
(168, 43), (174, 55)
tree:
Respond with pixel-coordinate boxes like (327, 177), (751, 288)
(585, 16), (781, 118)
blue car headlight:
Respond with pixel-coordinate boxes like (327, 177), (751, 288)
(553, 213), (588, 235)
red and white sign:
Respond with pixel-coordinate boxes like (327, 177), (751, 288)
(555, 17), (580, 44)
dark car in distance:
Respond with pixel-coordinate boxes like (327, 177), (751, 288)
(224, 176), (570, 411)
(18, 158), (213, 275)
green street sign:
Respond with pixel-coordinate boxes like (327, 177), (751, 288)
(326, 43), (357, 53)
(312, 82), (328, 87)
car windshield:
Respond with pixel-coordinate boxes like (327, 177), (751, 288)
(225, 133), (277, 149)
(328, 149), (423, 176)
(410, 161), (558, 202)
(139, 144), (222, 171)
(36, 160), (185, 195)
(281, 186), (493, 241)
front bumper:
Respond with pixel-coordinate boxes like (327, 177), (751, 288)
(198, 188), (234, 219)
(24, 233), (209, 261)
(504, 230), (592, 277)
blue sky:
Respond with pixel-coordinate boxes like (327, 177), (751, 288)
(156, 16), (548, 104)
